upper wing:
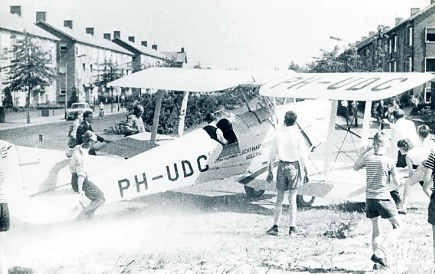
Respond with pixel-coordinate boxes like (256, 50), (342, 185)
(108, 67), (255, 92)
(108, 67), (295, 92)
(260, 72), (434, 101)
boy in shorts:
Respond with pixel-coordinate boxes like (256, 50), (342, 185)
(265, 111), (308, 236)
(353, 131), (401, 269)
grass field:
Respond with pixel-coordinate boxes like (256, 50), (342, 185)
(6, 191), (434, 274)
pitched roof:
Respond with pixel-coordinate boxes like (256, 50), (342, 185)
(388, 3), (435, 32)
(356, 3), (435, 49)
(161, 51), (188, 64)
(36, 21), (133, 56)
(0, 12), (59, 41)
(112, 38), (168, 60)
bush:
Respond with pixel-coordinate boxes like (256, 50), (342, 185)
(134, 87), (259, 135)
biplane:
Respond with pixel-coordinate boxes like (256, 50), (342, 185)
(97, 69), (434, 205)
(3, 68), (433, 222)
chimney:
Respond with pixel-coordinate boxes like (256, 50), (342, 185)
(10, 5), (21, 16)
(64, 20), (73, 29)
(141, 41), (147, 47)
(128, 36), (135, 43)
(36, 11), (46, 22)
(113, 31), (121, 40)
(395, 17), (403, 25)
(411, 8), (420, 16)
(85, 27), (94, 35)
(152, 44), (158, 50)
(180, 47), (185, 53)
(103, 33), (111, 40)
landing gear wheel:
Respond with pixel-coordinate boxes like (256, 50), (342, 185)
(296, 178), (315, 208)
(296, 194), (315, 208)
(244, 186), (265, 200)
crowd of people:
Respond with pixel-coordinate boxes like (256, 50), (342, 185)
(2, 96), (435, 272)
(261, 104), (435, 270)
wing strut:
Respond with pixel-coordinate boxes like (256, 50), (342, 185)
(151, 90), (164, 145)
(360, 100), (373, 146)
(323, 100), (338, 180)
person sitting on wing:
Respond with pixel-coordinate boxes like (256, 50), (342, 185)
(203, 112), (228, 145)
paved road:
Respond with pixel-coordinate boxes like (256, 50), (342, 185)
(0, 112), (126, 150)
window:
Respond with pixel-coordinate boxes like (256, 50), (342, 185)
(393, 35), (397, 52)
(426, 58), (435, 72)
(388, 39), (392, 54)
(389, 61), (397, 72)
(408, 26), (413, 46)
(90, 64), (93, 72)
(82, 63), (86, 72)
(365, 48), (370, 57)
(424, 86), (431, 103)
(426, 27), (435, 42)
(407, 56), (413, 71)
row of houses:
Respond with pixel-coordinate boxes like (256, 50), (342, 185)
(0, 5), (187, 107)
(356, 0), (435, 104)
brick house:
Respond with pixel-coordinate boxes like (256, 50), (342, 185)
(0, 6), (59, 107)
(356, 1), (435, 105)
(36, 14), (134, 105)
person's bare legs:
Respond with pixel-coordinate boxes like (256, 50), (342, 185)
(401, 182), (410, 212)
(371, 217), (382, 257)
(272, 191), (285, 225)
(288, 190), (297, 228)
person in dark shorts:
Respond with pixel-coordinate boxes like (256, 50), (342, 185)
(354, 131), (401, 269)
(70, 131), (106, 219)
(389, 109), (418, 211)
(265, 111), (308, 236)
(422, 149), (435, 265)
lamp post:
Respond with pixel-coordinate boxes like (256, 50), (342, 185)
(59, 63), (68, 119)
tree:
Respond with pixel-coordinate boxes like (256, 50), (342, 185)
(4, 33), (55, 123)
(288, 61), (306, 72)
(307, 45), (365, 73)
(94, 60), (123, 112)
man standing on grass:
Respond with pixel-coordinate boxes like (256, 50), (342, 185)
(266, 110), (308, 236)
(353, 131), (401, 269)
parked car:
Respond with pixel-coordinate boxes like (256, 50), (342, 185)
(66, 102), (93, 120)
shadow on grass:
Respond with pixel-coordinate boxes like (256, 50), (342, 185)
(289, 266), (366, 274)
(310, 201), (366, 214)
(129, 191), (276, 216)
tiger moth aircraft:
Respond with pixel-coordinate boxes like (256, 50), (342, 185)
(5, 68), (434, 222)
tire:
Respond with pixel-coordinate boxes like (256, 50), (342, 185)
(296, 177), (316, 208)
(244, 186), (265, 200)
(296, 194), (315, 208)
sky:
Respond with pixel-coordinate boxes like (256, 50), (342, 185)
(2, 0), (432, 70)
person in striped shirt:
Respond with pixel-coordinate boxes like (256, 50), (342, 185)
(354, 131), (401, 269)
(422, 148), (435, 265)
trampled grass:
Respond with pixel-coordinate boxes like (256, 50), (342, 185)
(7, 194), (435, 274)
